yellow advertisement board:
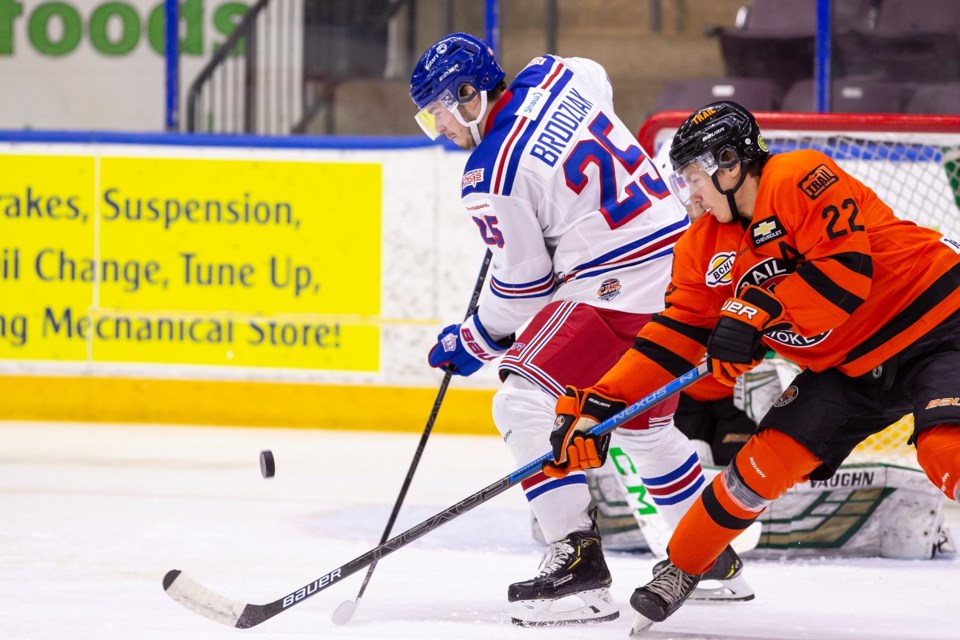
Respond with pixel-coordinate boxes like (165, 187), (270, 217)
(0, 154), (381, 371)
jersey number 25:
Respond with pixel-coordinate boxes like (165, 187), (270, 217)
(564, 113), (669, 229)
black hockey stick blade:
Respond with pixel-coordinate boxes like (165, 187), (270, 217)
(162, 362), (708, 629)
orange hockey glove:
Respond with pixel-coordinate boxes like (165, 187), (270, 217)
(543, 386), (626, 479)
(707, 285), (785, 386)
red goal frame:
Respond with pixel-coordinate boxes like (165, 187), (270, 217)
(637, 111), (960, 157)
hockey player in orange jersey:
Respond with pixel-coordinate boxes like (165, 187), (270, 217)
(543, 100), (960, 631)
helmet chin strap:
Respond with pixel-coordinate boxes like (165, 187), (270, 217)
(453, 90), (488, 146)
(711, 165), (750, 224)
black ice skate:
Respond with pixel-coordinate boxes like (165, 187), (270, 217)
(629, 559), (701, 635)
(651, 544), (755, 602)
(508, 527), (619, 626)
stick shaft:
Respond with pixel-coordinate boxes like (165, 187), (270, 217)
(353, 249), (492, 602)
(163, 362), (709, 629)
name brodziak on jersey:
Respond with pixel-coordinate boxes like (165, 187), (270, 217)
(528, 87), (594, 168)
(456, 55), (690, 354)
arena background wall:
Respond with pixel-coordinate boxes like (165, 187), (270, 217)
(0, 131), (930, 464)
(0, 133), (502, 434)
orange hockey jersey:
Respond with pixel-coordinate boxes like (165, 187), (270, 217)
(593, 149), (960, 403)
(684, 374), (734, 403)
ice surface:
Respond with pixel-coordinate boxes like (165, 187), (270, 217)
(1, 421), (957, 640)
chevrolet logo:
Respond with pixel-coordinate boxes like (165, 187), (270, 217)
(754, 220), (777, 237)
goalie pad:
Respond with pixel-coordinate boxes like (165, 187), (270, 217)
(577, 460), (954, 561)
(733, 354), (802, 423)
(751, 463), (955, 560)
(583, 446), (667, 555)
(576, 447), (758, 557)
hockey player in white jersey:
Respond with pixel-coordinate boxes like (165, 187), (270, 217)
(410, 33), (751, 626)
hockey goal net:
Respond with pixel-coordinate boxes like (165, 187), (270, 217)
(638, 112), (960, 468)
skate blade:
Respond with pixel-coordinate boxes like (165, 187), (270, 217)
(687, 574), (755, 602)
(510, 588), (619, 626)
(629, 612), (655, 636)
(511, 610), (619, 627)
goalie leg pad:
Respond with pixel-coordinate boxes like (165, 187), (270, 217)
(611, 422), (706, 529)
(510, 588), (619, 626)
(916, 424), (960, 502)
(606, 423), (706, 558)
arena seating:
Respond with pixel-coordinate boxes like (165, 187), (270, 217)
(903, 82), (960, 114)
(836, 0), (960, 83)
(715, 0), (877, 92)
(652, 0), (960, 115)
(781, 78), (911, 113)
(651, 77), (781, 113)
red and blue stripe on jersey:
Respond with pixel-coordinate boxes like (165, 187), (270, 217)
(462, 56), (573, 198)
(490, 271), (556, 300)
(520, 429), (702, 506)
(521, 469), (587, 501)
(561, 217), (690, 284)
(513, 305), (591, 501)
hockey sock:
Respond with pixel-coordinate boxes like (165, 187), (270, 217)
(493, 374), (593, 541)
(916, 424), (960, 502)
(667, 429), (821, 574)
(614, 424), (703, 527)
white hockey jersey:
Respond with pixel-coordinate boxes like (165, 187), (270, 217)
(461, 55), (690, 339)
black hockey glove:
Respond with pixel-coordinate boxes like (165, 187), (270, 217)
(544, 386), (625, 479)
(707, 285), (784, 385)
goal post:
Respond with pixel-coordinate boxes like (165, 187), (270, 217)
(637, 111), (960, 467)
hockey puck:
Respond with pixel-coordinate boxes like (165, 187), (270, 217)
(259, 450), (275, 478)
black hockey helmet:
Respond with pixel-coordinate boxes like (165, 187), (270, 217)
(667, 101), (768, 218)
(669, 100), (768, 173)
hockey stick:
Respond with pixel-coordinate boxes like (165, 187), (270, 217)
(162, 361), (708, 629)
(331, 248), (493, 625)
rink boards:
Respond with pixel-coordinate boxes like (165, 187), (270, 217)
(0, 131), (500, 433)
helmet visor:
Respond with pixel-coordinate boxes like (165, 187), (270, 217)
(669, 151), (719, 207)
(413, 88), (460, 140)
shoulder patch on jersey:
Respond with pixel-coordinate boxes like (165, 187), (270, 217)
(524, 56), (548, 69)
(798, 164), (839, 200)
(516, 88), (550, 120)
(462, 168), (485, 190)
(705, 251), (736, 287)
(751, 216), (786, 247)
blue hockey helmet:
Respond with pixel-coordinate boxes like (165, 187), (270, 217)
(410, 32), (505, 141)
